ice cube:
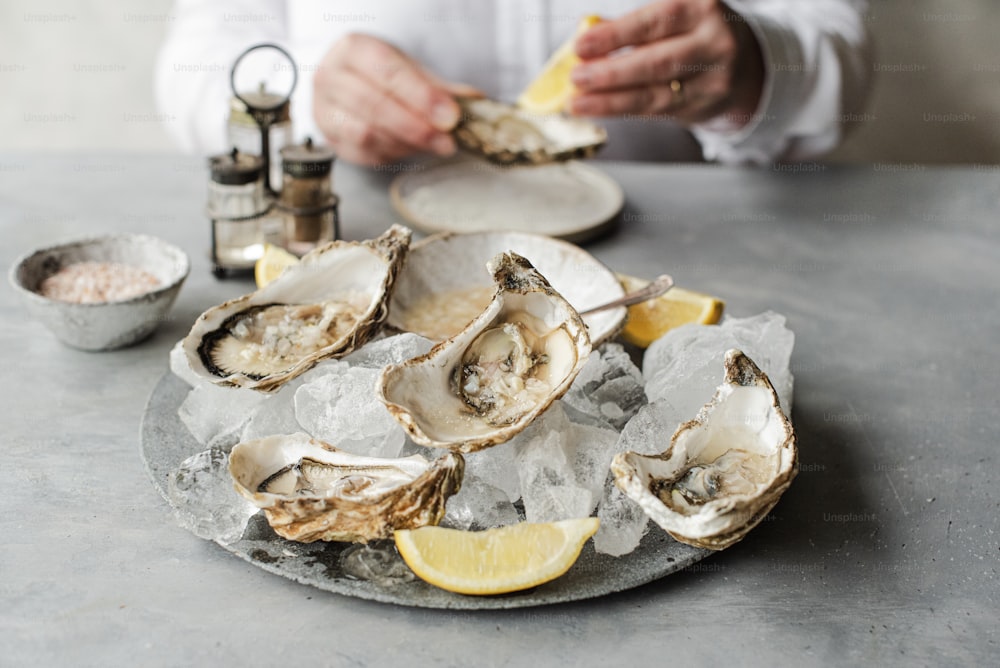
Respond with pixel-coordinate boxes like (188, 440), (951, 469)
(594, 478), (650, 556)
(441, 474), (520, 530)
(463, 440), (521, 503)
(616, 400), (685, 457)
(167, 447), (258, 545)
(562, 343), (647, 431)
(643, 311), (795, 416)
(178, 382), (266, 449)
(168, 339), (203, 388)
(340, 543), (415, 587)
(240, 381), (303, 443)
(294, 361), (406, 458)
(512, 403), (619, 523)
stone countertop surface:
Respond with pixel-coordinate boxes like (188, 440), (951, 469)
(1, 154), (997, 666)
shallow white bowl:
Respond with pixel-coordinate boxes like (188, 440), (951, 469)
(9, 234), (190, 351)
(387, 231), (626, 345)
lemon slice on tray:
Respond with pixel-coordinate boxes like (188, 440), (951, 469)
(254, 243), (300, 288)
(394, 518), (600, 596)
(618, 273), (725, 349)
(517, 15), (603, 114)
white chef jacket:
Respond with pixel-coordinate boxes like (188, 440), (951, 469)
(155, 0), (871, 164)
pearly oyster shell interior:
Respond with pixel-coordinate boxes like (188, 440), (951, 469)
(229, 432), (464, 543)
(611, 349), (797, 550)
(182, 225), (410, 392)
(379, 251), (592, 453)
(386, 231), (626, 346)
(453, 97), (607, 166)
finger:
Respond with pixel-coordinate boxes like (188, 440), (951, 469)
(425, 72), (486, 100)
(569, 81), (684, 117)
(340, 34), (461, 131)
(575, 0), (700, 58)
(321, 67), (456, 156)
(572, 33), (703, 91)
(315, 109), (421, 166)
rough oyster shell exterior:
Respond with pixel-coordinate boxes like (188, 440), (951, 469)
(379, 252), (592, 453)
(612, 349), (797, 550)
(453, 97), (607, 166)
(229, 432), (464, 543)
(182, 225), (410, 392)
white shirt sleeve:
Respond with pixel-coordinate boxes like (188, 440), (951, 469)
(155, 0), (873, 164)
(692, 0), (873, 164)
(154, 0), (292, 155)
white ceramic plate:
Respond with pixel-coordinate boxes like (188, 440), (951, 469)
(390, 157), (624, 244)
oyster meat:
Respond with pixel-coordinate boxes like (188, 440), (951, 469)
(182, 225), (410, 392)
(453, 97), (607, 166)
(611, 350), (797, 550)
(229, 432), (464, 543)
(380, 252), (592, 453)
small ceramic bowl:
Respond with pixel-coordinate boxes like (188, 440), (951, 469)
(9, 234), (190, 351)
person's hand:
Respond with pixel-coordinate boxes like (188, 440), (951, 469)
(313, 34), (477, 166)
(570, 0), (764, 128)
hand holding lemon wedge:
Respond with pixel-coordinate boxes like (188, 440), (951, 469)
(517, 15), (603, 114)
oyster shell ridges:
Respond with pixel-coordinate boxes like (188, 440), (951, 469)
(229, 433), (464, 543)
(453, 97), (607, 166)
(379, 251), (593, 453)
(181, 224), (411, 392)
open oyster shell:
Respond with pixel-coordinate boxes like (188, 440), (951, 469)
(453, 97), (607, 166)
(182, 225), (410, 392)
(611, 350), (797, 550)
(229, 432), (464, 543)
(379, 252), (592, 453)
(386, 231), (626, 345)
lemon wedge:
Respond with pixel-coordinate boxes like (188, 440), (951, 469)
(618, 273), (725, 349)
(517, 15), (603, 114)
(254, 244), (300, 288)
(394, 518), (600, 596)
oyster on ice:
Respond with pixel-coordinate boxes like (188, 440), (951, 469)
(453, 97), (607, 166)
(612, 350), (797, 550)
(229, 432), (464, 543)
(379, 252), (592, 453)
(182, 225), (410, 392)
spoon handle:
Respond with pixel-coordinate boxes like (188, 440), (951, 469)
(579, 274), (674, 316)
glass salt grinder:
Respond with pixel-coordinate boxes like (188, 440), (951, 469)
(228, 95), (291, 193)
(229, 43), (297, 194)
(277, 137), (340, 256)
(207, 148), (281, 277)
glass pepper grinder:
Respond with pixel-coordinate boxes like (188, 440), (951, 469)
(276, 137), (339, 256)
(229, 43), (297, 195)
(206, 148), (283, 277)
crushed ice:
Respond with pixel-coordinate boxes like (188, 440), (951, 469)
(168, 315), (794, 556)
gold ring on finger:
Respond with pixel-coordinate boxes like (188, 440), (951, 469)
(670, 79), (684, 106)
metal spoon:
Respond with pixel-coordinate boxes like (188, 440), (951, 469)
(579, 274), (674, 316)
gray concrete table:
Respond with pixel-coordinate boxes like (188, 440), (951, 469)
(1, 154), (997, 666)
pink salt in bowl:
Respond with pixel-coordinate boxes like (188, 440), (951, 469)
(9, 234), (190, 351)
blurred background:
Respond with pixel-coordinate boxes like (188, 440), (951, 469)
(2, 0), (998, 163)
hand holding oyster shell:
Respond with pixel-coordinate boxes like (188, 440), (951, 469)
(312, 33), (480, 165)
